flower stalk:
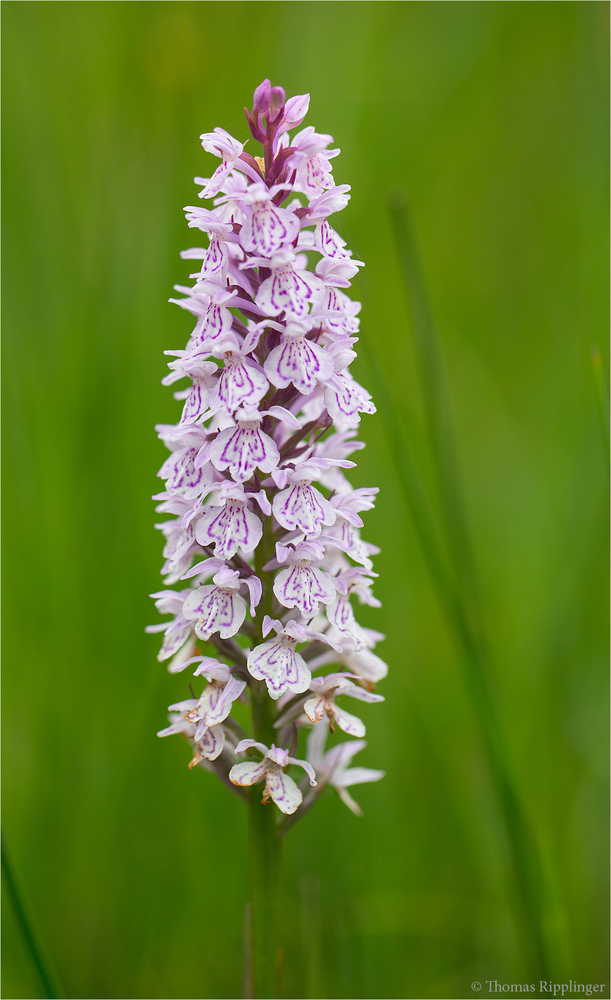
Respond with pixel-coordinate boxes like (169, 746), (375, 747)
(248, 791), (282, 999)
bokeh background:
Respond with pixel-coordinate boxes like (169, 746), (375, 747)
(2, 2), (608, 998)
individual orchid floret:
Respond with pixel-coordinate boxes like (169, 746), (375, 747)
(207, 171), (249, 225)
(310, 430), (365, 490)
(181, 237), (230, 285)
(167, 699), (227, 752)
(147, 588), (197, 662)
(156, 420), (208, 452)
(171, 659), (246, 731)
(208, 349), (268, 413)
(182, 566), (247, 640)
(158, 709), (227, 768)
(209, 406), (280, 482)
(272, 539), (336, 618)
(314, 219), (352, 260)
(156, 711), (196, 741)
(253, 248), (323, 318)
(324, 370), (376, 428)
(247, 618), (313, 700)
(157, 430), (215, 499)
(230, 740), (316, 815)
(315, 279), (361, 337)
(197, 127), (245, 198)
(342, 647), (389, 685)
(306, 184), (352, 221)
(272, 461), (337, 536)
(330, 487), (379, 525)
(264, 321), (334, 393)
(155, 515), (201, 585)
(326, 568), (381, 650)
(188, 284), (239, 353)
(315, 256), (363, 287)
(195, 482), (263, 559)
(304, 672), (384, 737)
(305, 642), (389, 687)
(162, 353), (218, 388)
(181, 556), (263, 617)
(181, 208), (235, 240)
(335, 567), (381, 607)
(285, 126), (339, 196)
(320, 487), (380, 569)
(306, 722), (385, 816)
(239, 182), (300, 258)
(176, 362), (219, 424)
(276, 93), (310, 136)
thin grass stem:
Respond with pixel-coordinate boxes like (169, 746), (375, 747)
(1, 827), (62, 999)
(371, 189), (554, 979)
(388, 188), (482, 632)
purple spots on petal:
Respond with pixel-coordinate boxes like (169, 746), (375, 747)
(273, 483), (335, 535)
(196, 502), (262, 559)
(247, 638), (311, 699)
(181, 383), (207, 423)
(160, 447), (209, 497)
(265, 336), (333, 393)
(191, 303), (232, 351)
(211, 425), (279, 482)
(217, 360), (268, 411)
(200, 238), (227, 280)
(244, 203), (299, 257)
(274, 565), (334, 617)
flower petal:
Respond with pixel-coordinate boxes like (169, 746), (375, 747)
(265, 771), (302, 814)
(229, 761), (268, 786)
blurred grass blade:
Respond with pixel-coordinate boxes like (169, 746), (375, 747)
(358, 335), (460, 625)
(591, 345), (610, 469)
(362, 317), (551, 980)
(2, 827), (62, 999)
(387, 190), (552, 979)
(387, 188), (482, 634)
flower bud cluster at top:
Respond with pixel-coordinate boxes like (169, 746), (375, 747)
(150, 79), (386, 819)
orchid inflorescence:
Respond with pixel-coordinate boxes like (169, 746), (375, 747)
(149, 79), (386, 821)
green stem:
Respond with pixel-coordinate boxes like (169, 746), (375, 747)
(248, 680), (283, 998)
(248, 783), (283, 999)
(386, 190), (552, 979)
(245, 507), (283, 999)
(591, 344), (610, 471)
(1, 827), (62, 999)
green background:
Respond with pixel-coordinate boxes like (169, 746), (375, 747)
(2, 2), (608, 998)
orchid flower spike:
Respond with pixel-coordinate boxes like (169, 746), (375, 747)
(150, 79), (387, 823)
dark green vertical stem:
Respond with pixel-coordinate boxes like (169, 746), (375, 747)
(247, 782), (282, 1000)
(387, 192), (552, 979)
(1, 828), (61, 999)
(246, 505), (283, 999)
